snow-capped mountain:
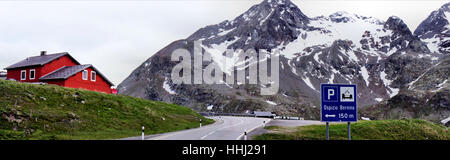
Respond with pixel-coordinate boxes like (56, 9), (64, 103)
(415, 2), (450, 54)
(118, 0), (448, 120)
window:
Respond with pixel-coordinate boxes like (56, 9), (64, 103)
(30, 69), (35, 80)
(20, 70), (26, 80)
(91, 71), (96, 81)
(82, 70), (88, 80)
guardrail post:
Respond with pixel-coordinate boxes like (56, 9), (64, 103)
(141, 126), (145, 140)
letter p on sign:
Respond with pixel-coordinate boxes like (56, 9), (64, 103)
(328, 89), (334, 100)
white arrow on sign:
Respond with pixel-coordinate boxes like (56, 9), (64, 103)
(325, 114), (336, 118)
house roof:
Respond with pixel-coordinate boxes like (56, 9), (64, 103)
(39, 64), (114, 86)
(4, 52), (80, 70)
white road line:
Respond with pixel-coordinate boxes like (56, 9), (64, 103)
(200, 131), (216, 140)
(236, 119), (271, 140)
(148, 117), (266, 140)
(149, 117), (224, 140)
(200, 117), (245, 140)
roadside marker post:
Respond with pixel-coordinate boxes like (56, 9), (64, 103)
(200, 119), (202, 128)
(321, 84), (357, 140)
(263, 121), (265, 127)
(141, 126), (145, 140)
(244, 129), (247, 140)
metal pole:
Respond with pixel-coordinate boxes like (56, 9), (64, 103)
(326, 122), (329, 140)
(348, 122), (351, 140)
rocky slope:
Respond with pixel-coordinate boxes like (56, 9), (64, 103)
(360, 3), (450, 124)
(118, 0), (449, 120)
(360, 58), (449, 123)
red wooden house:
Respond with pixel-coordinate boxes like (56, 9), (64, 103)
(4, 51), (114, 94)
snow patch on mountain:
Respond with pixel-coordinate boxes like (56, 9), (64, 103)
(287, 60), (299, 76)
(360, 66), (370, 86)
(342, 48), (359, 62)
(218, 27), (236, 36)
(432, 79), (448, 92)
(277, 12), (394, 60)
(380, 70), (399, 98)
(163, 77), (176, 95)
(303, 76), (316, 91)
(201, 37), (241, 75)
(260, 8), (275, 25)
(375, 98), (383, 102)
(265, 100), (277, 105)
(329, 73), (335, 84)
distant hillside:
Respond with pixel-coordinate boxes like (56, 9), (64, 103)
(0, 79), (213, 140)
(254, 119), (449, 140)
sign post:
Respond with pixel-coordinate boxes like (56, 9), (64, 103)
(348, 122), (351, 140)
(321, 84), (357, 140)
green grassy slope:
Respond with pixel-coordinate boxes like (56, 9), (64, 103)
(0, 79), (213, 140)
(254, 119), (449, 140)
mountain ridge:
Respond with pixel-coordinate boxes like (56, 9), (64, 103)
(118, 0), (449, 121)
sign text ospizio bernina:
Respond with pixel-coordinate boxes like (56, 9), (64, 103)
(170, 41), (279, 95)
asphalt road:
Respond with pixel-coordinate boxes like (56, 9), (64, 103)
(144, 116), (270, 140)
(122, 116), (323, 140)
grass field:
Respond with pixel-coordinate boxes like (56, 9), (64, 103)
(254, 119), (449, 140)
(0, 79), (213, 140)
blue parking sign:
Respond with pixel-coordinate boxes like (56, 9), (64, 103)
(321, 84), (357, 122)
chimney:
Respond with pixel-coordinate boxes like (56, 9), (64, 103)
(40, 51), (47, 56)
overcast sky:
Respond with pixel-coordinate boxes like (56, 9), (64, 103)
(0, 0), (447, 85)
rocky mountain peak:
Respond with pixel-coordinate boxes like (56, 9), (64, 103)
(413, 2), (450, 54)
(414, 2), (450, 37)
(328, 11), (358, 23)
(262, 0), (292, 5)
(441, 2), (450, 9)
(118, 1), (448, 120)
(240, 0), (309, 26)
(385, 16), (412, 36)
(381, 16), (429, 53)
(187, 0), (310, 50)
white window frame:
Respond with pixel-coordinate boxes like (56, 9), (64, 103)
(91, 71), (96, 82)
(20, 70), (26, 80)
(82, 70), (88, 80)
(29, 69), (35, 80)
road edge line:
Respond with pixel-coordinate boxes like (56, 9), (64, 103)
(147, 116), (223, 140)
(236, 119), (272, 140)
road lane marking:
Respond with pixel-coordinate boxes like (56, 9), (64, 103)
(200, 131), (216, 139)
(200, 117), (245, 140)
(149, 117), (224, 140)
(236, 118), (271, 140)
(149, 117), (268, 140)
